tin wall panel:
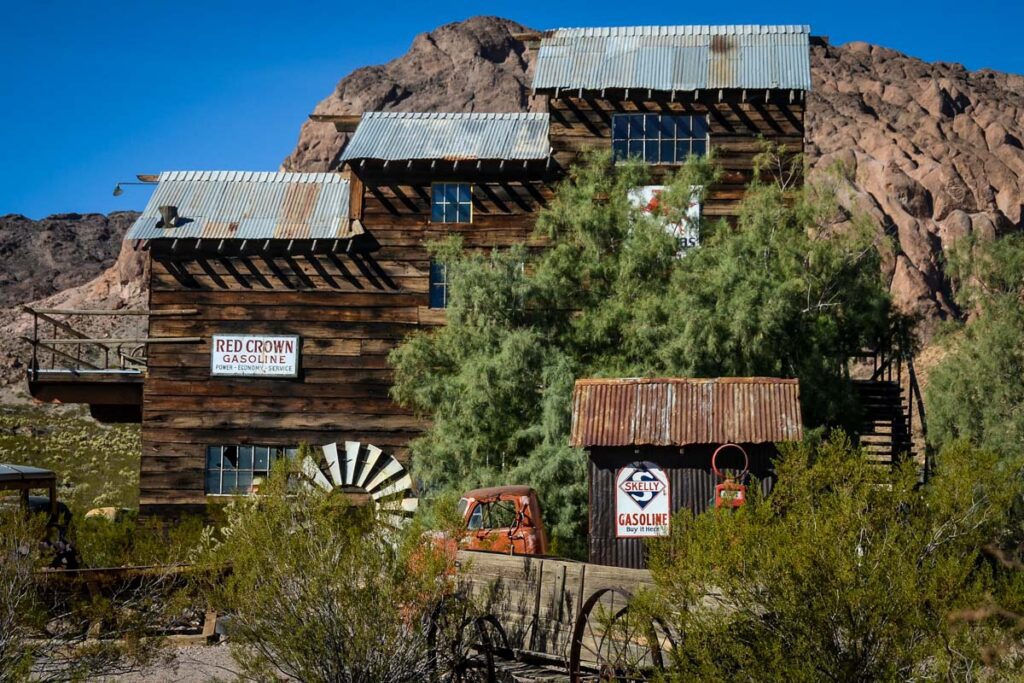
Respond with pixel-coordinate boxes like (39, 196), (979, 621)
(588, 445), (778, 568)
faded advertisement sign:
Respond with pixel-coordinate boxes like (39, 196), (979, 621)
(615, 461), (671, 538)
(211, 335), (300, 378)
(628, 185), (700, 255)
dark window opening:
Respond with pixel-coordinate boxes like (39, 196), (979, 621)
(429, 261), (448, 309)
(431, 183), (472, 223)
(468, 500), (519, 530)
(612, 114), (709, 164)
(205, 445), (297, 495)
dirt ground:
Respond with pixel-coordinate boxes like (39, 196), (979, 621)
(97, 645), (245, 682)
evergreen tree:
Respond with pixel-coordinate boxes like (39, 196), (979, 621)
(928, 233), (1024, 456)
(391, 149), (894, 556)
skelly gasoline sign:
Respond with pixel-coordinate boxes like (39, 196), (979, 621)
(616, 461), (671, 537)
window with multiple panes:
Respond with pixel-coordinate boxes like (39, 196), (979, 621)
(205, 445), (297, 495)
(431, 183), (472, 223)
(429, 261), (448, 309)
(612, 114), (709, 164)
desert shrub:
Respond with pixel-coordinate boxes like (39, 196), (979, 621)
(646, 433), (1024, 681)
(70, 513), (206, 568)
(0, 506), (168, 682)
(194, 460), (463, 683)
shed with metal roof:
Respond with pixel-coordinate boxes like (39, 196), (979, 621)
(573, 377), (804, 568)
(571, 376), (803, 447)
(533, 24), (812, 93)
(339, 112), (551, 163)
(124, 171), (355, 242)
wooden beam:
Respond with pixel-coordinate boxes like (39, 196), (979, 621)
(307, 113), (362, 132)
(26, 308), (197, 317)
(34, 337), (202, 345)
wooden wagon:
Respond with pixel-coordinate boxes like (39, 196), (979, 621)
(440, 550), (672, 682)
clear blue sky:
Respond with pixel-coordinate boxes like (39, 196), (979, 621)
(1, 0), (1020, 219)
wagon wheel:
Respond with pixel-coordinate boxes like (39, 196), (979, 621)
(569, 588), (672, 682)
(427, 592), (503, 683)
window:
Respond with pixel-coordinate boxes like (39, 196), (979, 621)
(612, 114), (708, 164)
(466, 500), (519, 530)
(205, 445), (297, 495)
(429, 260), (448, 309)
(431, 183), (472, 223)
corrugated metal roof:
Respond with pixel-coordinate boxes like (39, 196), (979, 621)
(124, 171), (353, 241)
(570, 377), (803, 447)
(339, 112), (551, 163)
(534, 25), (812, 92)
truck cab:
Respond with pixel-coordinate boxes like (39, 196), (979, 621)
(458, 485), (549, 556)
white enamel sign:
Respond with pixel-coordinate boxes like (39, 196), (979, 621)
(628, 185), (701, 255)
(615, 461), (671, 538)
(211, 335), (300, 378)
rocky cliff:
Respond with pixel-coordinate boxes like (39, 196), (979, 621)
(285, 17), (1024, 333)
(0, 211), (138, 308)
(808, 42), (1024, 333)
(282, 16), (537, 172)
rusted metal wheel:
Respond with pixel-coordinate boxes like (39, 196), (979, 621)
(568, 587), (672, 682)
(427, 592), (504, 683)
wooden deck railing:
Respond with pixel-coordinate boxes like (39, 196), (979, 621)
(22, 306), (200, 379)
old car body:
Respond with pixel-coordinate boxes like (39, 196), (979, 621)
(458, 485), (549, 556)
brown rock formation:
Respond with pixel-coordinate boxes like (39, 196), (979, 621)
(282, 16), (535, 172)
(0, 212), (138, 308)
(807, 42), (1024, 334)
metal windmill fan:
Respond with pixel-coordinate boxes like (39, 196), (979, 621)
(301, 441), (418, 527)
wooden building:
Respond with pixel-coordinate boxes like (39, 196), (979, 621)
(570, 377), (804, 568)
(25, 25), (814, 516)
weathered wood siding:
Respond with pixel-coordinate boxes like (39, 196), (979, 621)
(140, 173), (551, 513)
(547, 91), (805, 221)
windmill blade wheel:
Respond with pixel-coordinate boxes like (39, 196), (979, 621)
(301, 441), (418, 528)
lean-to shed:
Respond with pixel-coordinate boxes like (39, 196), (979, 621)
(571, 377), (803, 568)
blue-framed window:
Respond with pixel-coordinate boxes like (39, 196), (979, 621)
(612, 114), (709, 164)
(205, 445), (297, 495)
(431, 183), (472, 223)
(429, 261), (448, 309)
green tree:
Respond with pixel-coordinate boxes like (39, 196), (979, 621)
(927, 233), (1024, 456)
(194, 457), (462, 683)
(646, 434), (1024, 681)
(391, 149), (894, 556)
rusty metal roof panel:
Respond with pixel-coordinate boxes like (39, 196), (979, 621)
(125, 170), (351, 241)
(339, 112), (551, 163)
(534, 25), (811, 92)
(570, 377), (803, 447)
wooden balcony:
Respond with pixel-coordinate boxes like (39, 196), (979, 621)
(22, 307), (198, 423)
